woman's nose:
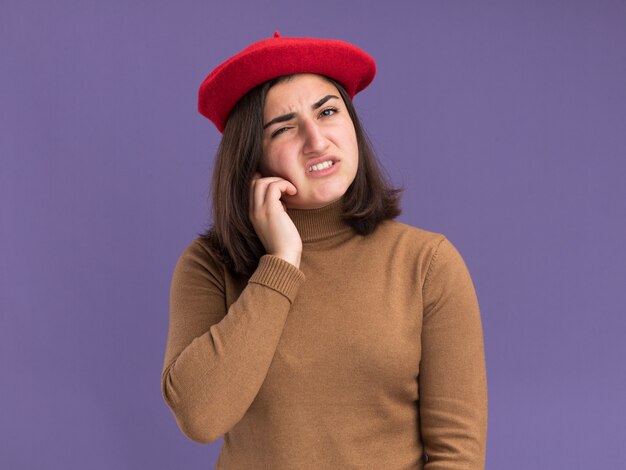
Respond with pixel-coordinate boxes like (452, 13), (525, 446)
(301, 119), (329, 155)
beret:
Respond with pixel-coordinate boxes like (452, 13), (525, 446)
(198, 31), (377, 133)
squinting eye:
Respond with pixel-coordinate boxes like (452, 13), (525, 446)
(320, 107), (338, 117)
(271, 127), (289, 138)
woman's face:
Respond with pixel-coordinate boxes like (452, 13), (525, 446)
(259, 73), (359, 209)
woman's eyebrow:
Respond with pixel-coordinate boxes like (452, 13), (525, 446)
(312, 94), (339, 110)
(263, 112), (296, 130)
(263, 95), (340, 130)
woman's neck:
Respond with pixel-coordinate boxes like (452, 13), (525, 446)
(285, 197), (352, 243)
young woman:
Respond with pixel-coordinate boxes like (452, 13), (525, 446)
(161, 32), (488, 469)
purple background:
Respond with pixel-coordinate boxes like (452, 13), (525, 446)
(2, 1), (625, 468)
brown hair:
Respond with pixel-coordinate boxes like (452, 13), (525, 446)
(198, 74), (404, 277)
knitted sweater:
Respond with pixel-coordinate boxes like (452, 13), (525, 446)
(161, 197), (488, 469)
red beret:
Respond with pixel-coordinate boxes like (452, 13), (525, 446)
(198, 32), (377, 133)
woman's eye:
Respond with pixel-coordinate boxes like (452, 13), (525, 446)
(320, 107), (338, 117)
(271, 127), (289, 138)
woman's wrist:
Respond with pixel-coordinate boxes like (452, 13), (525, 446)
(273, 252), (301, 269)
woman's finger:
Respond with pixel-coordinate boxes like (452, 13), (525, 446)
(251, 175), (295, 210)
(265, 180), (291, 206)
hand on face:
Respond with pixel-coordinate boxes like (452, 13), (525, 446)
(248, 171), (302, 268)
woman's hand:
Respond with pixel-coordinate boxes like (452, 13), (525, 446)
(249, 172), (302, 268)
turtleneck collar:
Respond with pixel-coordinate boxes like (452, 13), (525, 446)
(285, 196), (353, 243)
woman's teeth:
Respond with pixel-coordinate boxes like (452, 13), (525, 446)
(308, 160), (334, 172)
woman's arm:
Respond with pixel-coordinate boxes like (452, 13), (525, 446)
(419, 236), (488, 469)
(161, 239), (305, 444)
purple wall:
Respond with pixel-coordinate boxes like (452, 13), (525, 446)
(2, 1), (625, 468)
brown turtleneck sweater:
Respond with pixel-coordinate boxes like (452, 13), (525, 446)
(161, 198), (488, 469)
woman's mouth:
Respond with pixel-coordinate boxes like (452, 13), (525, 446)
(305, 159), (340, 178)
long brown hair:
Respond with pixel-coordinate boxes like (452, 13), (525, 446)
(198, 74), (404, 277)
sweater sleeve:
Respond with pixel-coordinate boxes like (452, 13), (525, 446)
(419, 236), (488, 469)
(160, 239), (306, 444)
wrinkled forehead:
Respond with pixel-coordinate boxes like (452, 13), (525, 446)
(263, 73), (342, 114)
